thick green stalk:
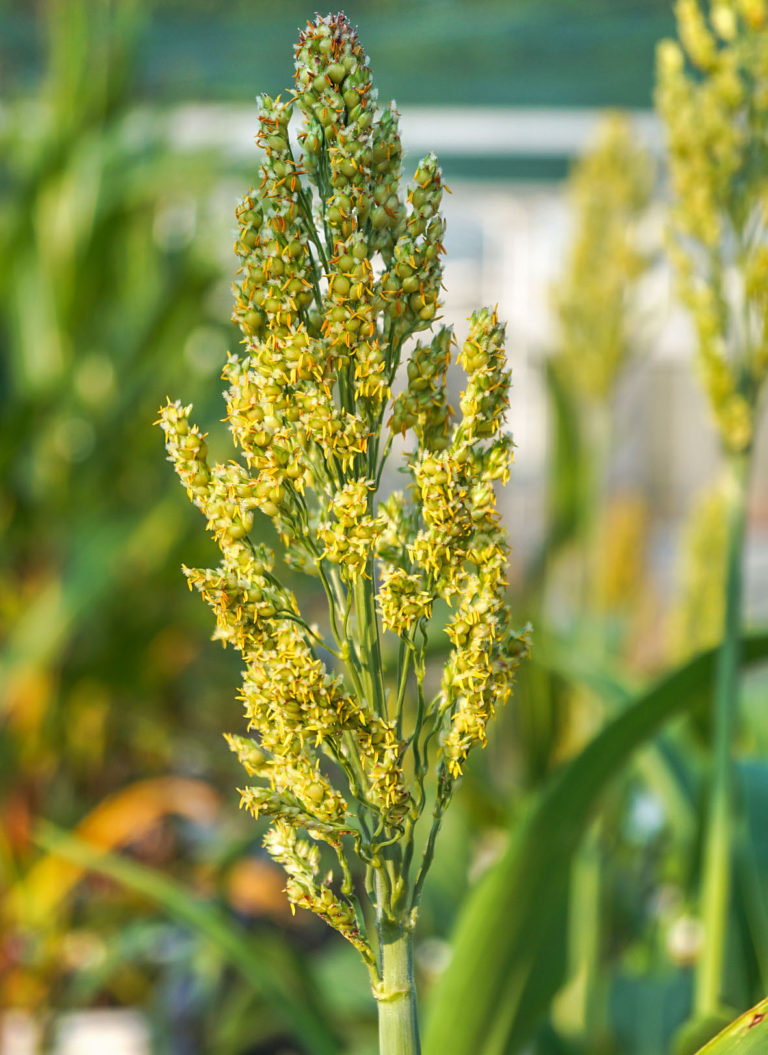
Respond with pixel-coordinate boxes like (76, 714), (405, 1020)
(356, 547), (421, 1053)
(377, 921), (421, 1055)
(695, 450), (750, 1015)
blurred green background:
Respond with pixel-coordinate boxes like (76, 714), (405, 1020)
(2, 2), (768, 1054)
(1, 0), (673, 107)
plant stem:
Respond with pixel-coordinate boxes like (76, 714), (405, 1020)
(566, 819), (605, 1037)
(564, 399), (610, 1041)
(695, 449), (750, 1016)
(377, 921), (421, 1055)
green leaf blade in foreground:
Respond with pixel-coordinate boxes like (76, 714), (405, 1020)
(693, 996), (768, 1053)
(34, 822), (341, 1055)
(423, 631), (768, 1055)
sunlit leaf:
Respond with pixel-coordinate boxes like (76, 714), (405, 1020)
(693, 996), (768, 1053)
(423, 631), (768, 1055)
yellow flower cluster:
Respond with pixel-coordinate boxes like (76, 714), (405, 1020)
(188, 567), (411, 826)
(317, 477), (379, 580)
(439, 573), (531, 777)
(656, 0), (768, 451)
(669, 481), (728, 661)
(159, 13), (528, 967)
(407, 310), (512, 596)
(552, 113), (653, 403)
(264, 820), (373, 964)
(158, 401), (259, 549)
(377, 567), (434, 637)
(385, 309), (529, 776)
(595, 495), (650, 615)
(390, 326), (453, 450)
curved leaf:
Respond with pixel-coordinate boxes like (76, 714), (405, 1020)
(423, 631), (768, 1055)
(9, 778), (221, 927)
(34, 822), (341, 1055)
(695, 995), (768, 1053)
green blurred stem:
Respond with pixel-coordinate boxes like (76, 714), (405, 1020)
(567, 399), (611, 1040)
(566, 820), (604, 1036)
(582, 399), (612, 618)
(695, 449), (750, 1016)
(377, 921), (421, 1055)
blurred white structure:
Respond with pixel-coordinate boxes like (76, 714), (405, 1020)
(1, 1010), (150, 1055)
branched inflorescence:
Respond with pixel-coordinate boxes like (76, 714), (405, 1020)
(657, 0), (768, 452)
(159, 13), (529, 977)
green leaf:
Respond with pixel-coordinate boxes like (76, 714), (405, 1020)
(34, 822), (341, 1055)
(527, 361), (588, 588)
(691, 996), (768, 1053)
(423, 631), (768, 1055)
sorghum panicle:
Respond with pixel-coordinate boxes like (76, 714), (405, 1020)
(159, 12), (529, 974)
(656, 0), (768, 451)
(552, 113), (653, 404)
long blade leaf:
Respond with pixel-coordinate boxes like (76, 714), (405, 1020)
(34, 822), (341, 1055)
(695, 996), (768, 1053)
(423, 631), (768, 1055)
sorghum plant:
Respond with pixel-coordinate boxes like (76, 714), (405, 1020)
(159, 13), (528, 1053)
(548, 112), (653, 606)
(657, 0), (768, 1032)
(543, 116), (653, 1047)
(552, 112), (653, 408)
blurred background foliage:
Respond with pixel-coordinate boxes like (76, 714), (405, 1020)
(0, 0), (673, 107)
(2, 1), (768, 1054)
